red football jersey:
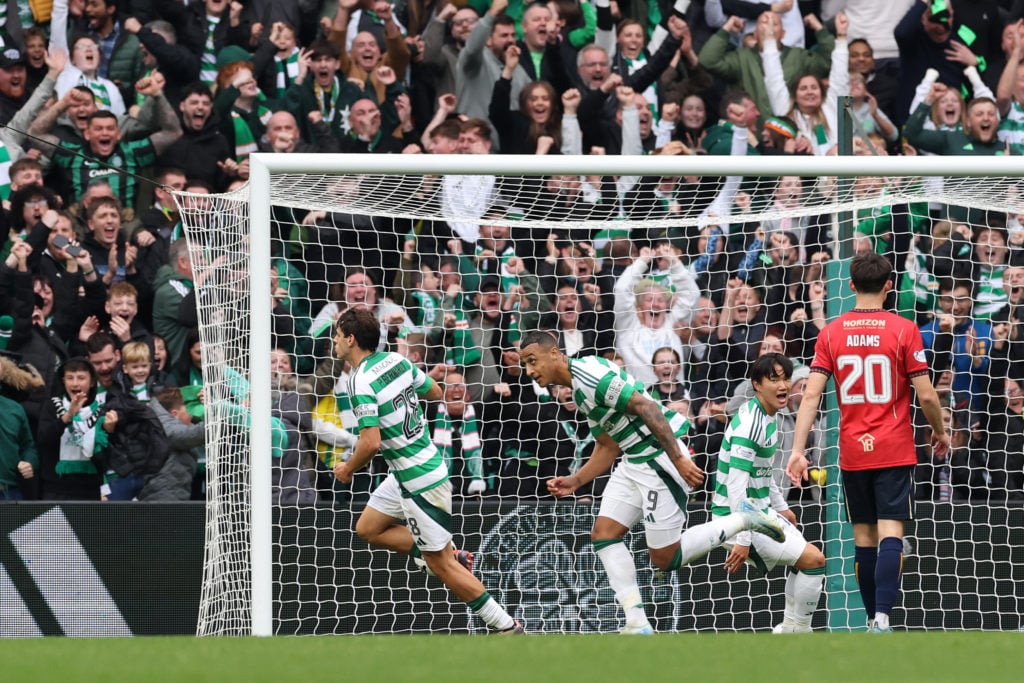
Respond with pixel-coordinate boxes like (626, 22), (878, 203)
(810, 309), (930, 471)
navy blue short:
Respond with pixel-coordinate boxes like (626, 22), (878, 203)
(842, 465), (916, 524)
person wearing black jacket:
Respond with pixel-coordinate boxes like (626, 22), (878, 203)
(36, 358), (106, 501)
(124, 18), (202, 110)
(336, 96), (420, 153)
(159, 83), (236, 191)
(155, 0), (253, 76)
(574, 12), (685, 151)
(85, 333), (170, 501)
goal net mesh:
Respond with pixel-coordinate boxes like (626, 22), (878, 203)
(177, 165), (1024, 636)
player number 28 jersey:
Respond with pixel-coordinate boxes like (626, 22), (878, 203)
(349, 352), (447, 495)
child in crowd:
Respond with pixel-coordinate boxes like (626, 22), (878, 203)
(121, 341), (155, 403)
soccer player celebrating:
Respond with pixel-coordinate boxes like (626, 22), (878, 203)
(520, 331), (784, 635)
(787, 253), (949, 633)
(332, 308), (522, 634)
(713, 353), (826, 634)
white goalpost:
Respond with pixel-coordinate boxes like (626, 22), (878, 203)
(177, 153), (1024, 636)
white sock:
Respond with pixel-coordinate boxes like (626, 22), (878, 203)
(678, 514), (745, 564)
(791, 570), (824, 627)
(472, 597), (515, 631)
(596, 543), (647, 625)
(873, 612), (890, 629)
(782, 570), (798, 623)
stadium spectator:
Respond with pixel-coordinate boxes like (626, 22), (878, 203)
(422, 3), (479, 98)
(138, 386), (203, 501)
(36, 357), (107, 501)
(490, 47), (562, 155)
(613, 243), (700, 386)
(920, 279), (995, 414)
(36, 79), (183, 211)
(0, 46), (31, 125)
(327, 0), (411, 112)
(268, 347), (318, 505)
(456, 0), (530, 137)
(762, 11), (849, 156)
(0, 356), (42, 501)
(123, 18), (200, 111)
(845, 38), (901, 123)
(698, 12), (836, 126)
(430, 369), (488, 496)
(54, 34), (127, 116)
(158, 83), (235, 191)
(152, 238), (201, 369)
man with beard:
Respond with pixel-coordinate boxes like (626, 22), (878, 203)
(158, 82), (235, 190)
(456, 0), (530, 137)
(905, 83), (1007, 156)
(0, 47), (29, 125)
(35, 76), (183, 210)
(423, 4), (480, 98)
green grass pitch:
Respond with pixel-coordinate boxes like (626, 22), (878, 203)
(5, 632), (1022, 683)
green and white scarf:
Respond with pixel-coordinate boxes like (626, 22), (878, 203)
(54, 396), (107, 476)
(79, 75), (113, 110)
(274, 47), (300, 99)
(0, 1), (35, 31)
(432, 402), (483, 481)
(0, 141), (12, 201)
(231, 104), (273, 160)
(200, 15), (220, 86)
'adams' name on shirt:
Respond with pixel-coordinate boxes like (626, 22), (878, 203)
(846, 334), (880, 347)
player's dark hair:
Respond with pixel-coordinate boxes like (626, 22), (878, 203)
(750, 353), (793, 384)
(849, 252), (892, 295)
(520, 330), (559, 349)
(337, 308), (380, 352)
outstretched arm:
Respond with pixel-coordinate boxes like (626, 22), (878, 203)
(787, 371), (827, 485)
(547, 431), (620, 496)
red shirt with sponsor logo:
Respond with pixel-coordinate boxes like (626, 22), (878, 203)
(810, 309), (930, 471)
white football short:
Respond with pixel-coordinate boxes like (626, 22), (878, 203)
(598, 445), (694, 550)
(722, 508), (809, 572)
(367, 474), (454, 552)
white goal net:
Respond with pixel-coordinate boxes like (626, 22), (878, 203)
(177, 154), (1024, 636)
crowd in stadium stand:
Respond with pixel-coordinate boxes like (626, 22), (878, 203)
(1, 0), (1024, 505)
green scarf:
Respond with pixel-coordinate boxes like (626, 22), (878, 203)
(54, 396), (107, 475)
(274, 47), (300, 99)
(231, 103), (273, 160)
(432, 402), (483, 481)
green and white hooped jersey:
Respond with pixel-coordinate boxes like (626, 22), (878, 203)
(711, 397), (778, 516)
(568, 355), (690, 464)
(349, 352), (447, 495)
